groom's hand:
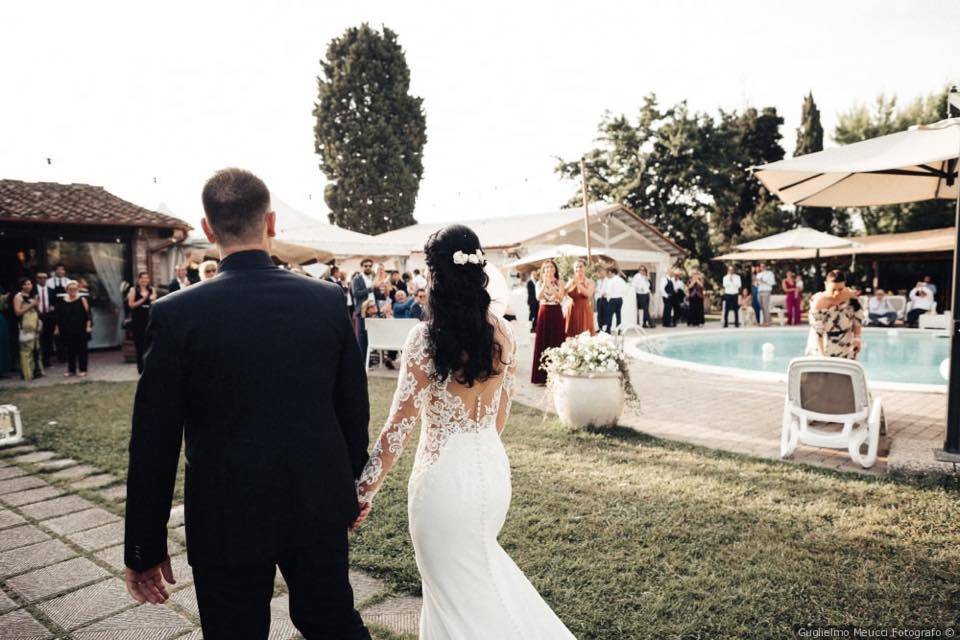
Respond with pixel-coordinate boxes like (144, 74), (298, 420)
(124, 556), (176, 604)
(350, 502), (372, 533)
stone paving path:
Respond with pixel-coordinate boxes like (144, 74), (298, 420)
(0, 446), (419, 640)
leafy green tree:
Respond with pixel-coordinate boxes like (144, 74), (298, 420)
(314, 24), (427, 234)
(556, 95), (786, 265)
(793, 92), (849, 234)
(833, 87), (953, 234)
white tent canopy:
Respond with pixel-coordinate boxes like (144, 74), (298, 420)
(504, 244), (669, 271)
(753, 118), (959, 207)
(735, 227), (859, 251)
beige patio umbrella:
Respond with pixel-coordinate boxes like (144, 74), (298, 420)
(754, 118), (959, 207)
(751, 105), (960, 457)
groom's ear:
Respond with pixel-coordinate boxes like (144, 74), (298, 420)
(265, 210), (276, 238)
(200, 218), (217, 243)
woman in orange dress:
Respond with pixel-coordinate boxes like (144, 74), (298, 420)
(565, 259), (596, 337)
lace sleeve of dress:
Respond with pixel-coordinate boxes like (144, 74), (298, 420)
(495, 320), (519, 435)
(356, 324), (431, 504)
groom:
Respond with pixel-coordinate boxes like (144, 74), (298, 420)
(124, 168), (372, 639)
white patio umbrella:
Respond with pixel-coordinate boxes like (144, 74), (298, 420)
(735, 227), (858, 251)
(751, 103), (960, 458)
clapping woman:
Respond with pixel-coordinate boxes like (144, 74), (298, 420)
(55, 280), (92, 377)
(13, 278), (42, 380)
(126, 272), (157, 374)
(531, 260), (565, 385)
(564, 259), (595, 337)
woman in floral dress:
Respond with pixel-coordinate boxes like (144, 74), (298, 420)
(806, 270), (864, 360)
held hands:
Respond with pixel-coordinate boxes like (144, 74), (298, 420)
(350, 501), (372, 533)
(124, 556), (176, 604)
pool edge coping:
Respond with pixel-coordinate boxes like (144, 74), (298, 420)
(626, 326), (948, 395)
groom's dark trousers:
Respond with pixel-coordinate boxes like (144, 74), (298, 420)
(124, 250), (372, 640)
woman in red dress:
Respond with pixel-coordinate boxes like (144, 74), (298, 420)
(564, 259), (596, 337)
(531, 260), (565, 385)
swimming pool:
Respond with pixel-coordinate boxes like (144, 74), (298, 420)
(630, 327), (949, 390)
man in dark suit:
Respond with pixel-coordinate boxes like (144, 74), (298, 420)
(48, 263), (69, 362)
(525, 272), (538, 331)
(167, 265), (191, 293)
(34, 272), (56, 367)
(124, 168), (371, 640)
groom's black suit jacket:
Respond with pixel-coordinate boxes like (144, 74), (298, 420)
(124, 250), (369, 571)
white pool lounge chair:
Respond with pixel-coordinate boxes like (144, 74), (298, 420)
(364, 318), (420, 370)
(781, 357), (884, 468)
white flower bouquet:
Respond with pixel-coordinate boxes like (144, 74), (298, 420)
(540, 332), (640, 410)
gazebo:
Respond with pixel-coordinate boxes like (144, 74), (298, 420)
(0, 179), (191, 348)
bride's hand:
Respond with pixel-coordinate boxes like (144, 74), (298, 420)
(350, 502), (372, 532)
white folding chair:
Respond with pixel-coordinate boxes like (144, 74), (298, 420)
(364, 318), (419, 370)
(781, 357), (884, 468)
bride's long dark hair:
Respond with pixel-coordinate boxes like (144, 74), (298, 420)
(423, 224), (503, 387)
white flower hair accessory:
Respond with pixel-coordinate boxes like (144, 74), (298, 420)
(452, 249), (485, 266)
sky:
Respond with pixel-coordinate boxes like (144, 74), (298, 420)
(1, 0), (958, 232)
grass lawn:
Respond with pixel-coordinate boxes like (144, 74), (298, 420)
(4, 379), (960, 639)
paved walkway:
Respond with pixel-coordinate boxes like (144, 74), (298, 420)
(0, 446), (419, 640)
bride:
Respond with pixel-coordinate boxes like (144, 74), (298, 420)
(354, 225), (577, 639)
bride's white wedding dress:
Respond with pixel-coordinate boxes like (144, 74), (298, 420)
(357, 317), (576, 640)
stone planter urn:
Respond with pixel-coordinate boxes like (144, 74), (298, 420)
(552, 371), (625, 429)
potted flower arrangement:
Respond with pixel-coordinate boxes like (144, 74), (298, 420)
(540, 332), (639, 429)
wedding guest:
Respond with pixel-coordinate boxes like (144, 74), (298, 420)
(324, 265), (340, 284)
(660, 270), (675, 327)
(531, 260), (564, 385)
(525, 271), (539, 330)
(352, 259), (377, 353)
(388, 271), (406, 300)
(564, 259), (595, 337)
(783, 271), (801, 325)
(412, 268), (428, 292)
(631, 266), (653, 328)
(14, 278), (42, 380)
(392, 290), (417, 318)
(409, 288), (427, 320)
(807, 270), (863, 359)
(686, 271), (705, 327)
(750, 267), (762, 324)
(670, 269), (686, 325)
(597, 266), (627, 333)
(868, 289), (898, 326)
(756, 262), (775, 326)
(56, 280), (92, 377)
(199, 260), (219, 281)
(127, 272), (157, 374)
(34, 272), (56, 367)
(738, 288), (754, 326)
(721, 265), (741, 328)
(168, 265), (191, 293)
(907, 281), (935, 327)
(2, 288), (16, 374)
(48, 263), (69, 298)
(49, 263), (69, 362)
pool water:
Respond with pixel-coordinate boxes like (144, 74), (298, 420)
(646, 329), (949, 386)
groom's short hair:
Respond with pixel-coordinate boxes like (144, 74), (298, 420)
(202, 168), (270, 243)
